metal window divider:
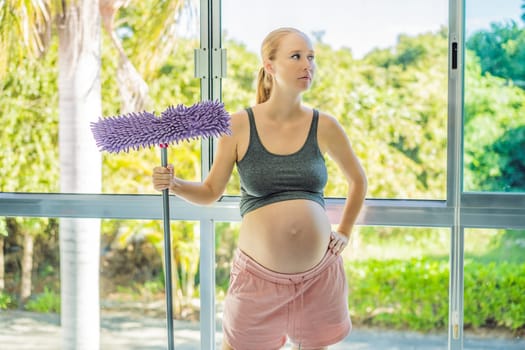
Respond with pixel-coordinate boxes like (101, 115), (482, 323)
(196, 0), (226, 349)
(447, 0), (466, 349)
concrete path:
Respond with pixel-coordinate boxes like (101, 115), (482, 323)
(0, 310), (523, 349)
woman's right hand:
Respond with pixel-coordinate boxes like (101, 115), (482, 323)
(152, 164), (175, 192)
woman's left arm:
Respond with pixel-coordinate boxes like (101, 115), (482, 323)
(319, 113), (368, 249)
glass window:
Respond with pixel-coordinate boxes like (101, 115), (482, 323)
(0, 215), (202, 348)
(221, 0), (449, 200)
(347, 226), (449, 342)
(0, 6), (201, 195)
(463, 0), (525, 193)
(463, 228), (525, 348)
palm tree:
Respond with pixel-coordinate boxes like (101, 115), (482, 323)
(1, 3), (102, 348)
(57, 3), (103, 348)
(0, 0), (194, 348)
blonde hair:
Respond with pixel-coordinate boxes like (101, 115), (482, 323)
(256, 27), (308, 104)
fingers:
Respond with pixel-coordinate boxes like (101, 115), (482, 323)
(329, 231), (349, 255)
(329, 237), (346, 255)
(153, 165), (172, 174)
(152, 164), (173, 191)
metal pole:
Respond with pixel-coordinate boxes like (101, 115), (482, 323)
(160, 145), (175, 350)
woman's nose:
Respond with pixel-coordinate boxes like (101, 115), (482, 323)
(303, 59), (312, 70)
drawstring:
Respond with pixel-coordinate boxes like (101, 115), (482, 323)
(291, 276), (305, 349)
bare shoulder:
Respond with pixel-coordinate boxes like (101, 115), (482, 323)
(229, 109), (250, 137)
(317, 110), (345, 138)
(315, 110), (353, 156)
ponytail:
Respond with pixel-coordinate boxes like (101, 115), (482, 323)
(256, 67), (272, 104)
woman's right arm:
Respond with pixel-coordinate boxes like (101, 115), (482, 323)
(152, 111), (243, 205)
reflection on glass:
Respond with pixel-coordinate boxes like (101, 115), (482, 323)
(464, 0), (525, 193)
(464, 229), (525, 341)
(222, 0), (448, 200)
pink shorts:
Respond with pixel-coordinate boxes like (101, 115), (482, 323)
(222, 248), (351, 350)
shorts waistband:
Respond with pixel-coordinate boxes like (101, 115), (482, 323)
(233, 248), (340, 285)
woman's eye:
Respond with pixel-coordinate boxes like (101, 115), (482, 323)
(290, 53), (314, 61)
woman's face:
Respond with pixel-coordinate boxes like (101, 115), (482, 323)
(266, 32), (316, 93)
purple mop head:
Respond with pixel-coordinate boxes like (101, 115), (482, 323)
(90, 100), (231, 153)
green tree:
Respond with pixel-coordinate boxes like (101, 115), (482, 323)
(464, 41), (525, 192)
(467, 21), (525, 88)
(309, 29), (449, 199)
(467, 126), (525, 192)
(0, 37), (59, 307)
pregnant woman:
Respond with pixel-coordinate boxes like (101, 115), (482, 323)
(152, 27), (367, 350)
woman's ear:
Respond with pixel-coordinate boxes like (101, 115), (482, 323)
(263, 60), (274, 75)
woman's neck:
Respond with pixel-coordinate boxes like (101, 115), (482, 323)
(262, 93), (304, 121)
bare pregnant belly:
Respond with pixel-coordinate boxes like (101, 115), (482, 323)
(238, 199), (332, 273)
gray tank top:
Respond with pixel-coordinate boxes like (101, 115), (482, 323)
(237, 107), (327, 217)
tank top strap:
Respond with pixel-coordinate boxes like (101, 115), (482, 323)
(245, 107), (255, 125)
(245, 107), (256, 128)
(307, 109), (320, 143)
(245, 107), (259, 146)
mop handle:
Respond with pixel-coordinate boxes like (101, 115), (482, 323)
(90, 100), (230, 350)
(160, 144), (175, 350)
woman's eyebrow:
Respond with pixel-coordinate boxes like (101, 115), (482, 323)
(287, 49), (315, 55)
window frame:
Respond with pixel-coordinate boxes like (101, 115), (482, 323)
(1, 0), (524, 349)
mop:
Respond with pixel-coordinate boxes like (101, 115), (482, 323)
(91, 100), (231, 349)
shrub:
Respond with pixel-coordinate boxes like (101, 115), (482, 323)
(0, 291), (15, 310)
(347, 258), (448, 331)
(346, 258), (525, 332)
(24, 287), (60, 313)
(463, 261), (525, 331)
